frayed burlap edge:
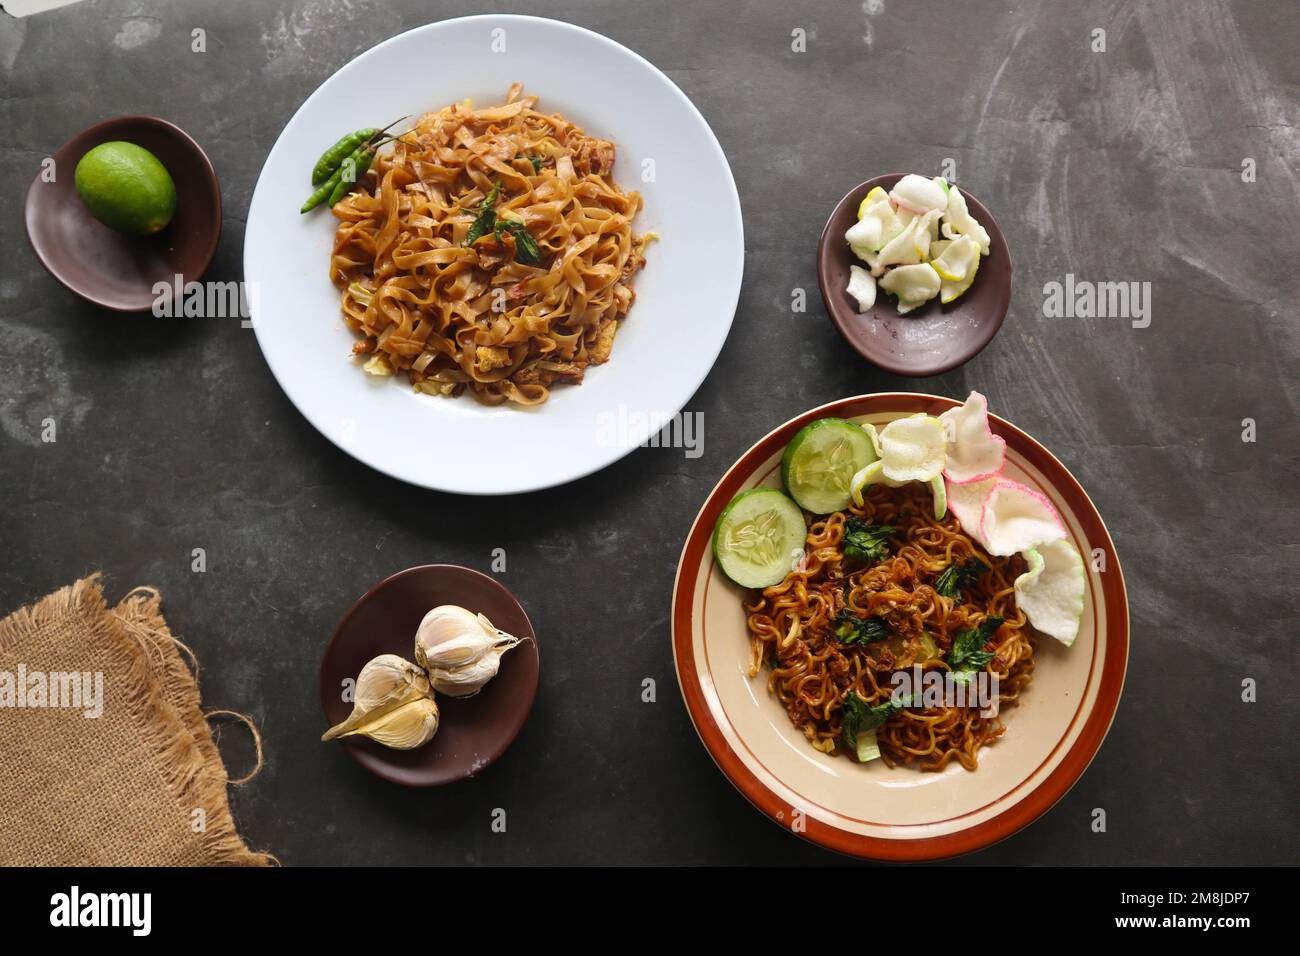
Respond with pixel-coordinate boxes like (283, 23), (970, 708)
(0, 575), (275, 866)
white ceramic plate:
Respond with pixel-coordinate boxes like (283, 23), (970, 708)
(244, 15), (743, 494)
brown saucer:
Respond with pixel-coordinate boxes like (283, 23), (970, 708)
(319, 565), (539, 786)
(24, 115), (222, 312)
(817, 174), (1011, 376)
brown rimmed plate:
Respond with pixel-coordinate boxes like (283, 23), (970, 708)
(817, 175), (1011, 376)
(320, 565), (539, 786)
(24, 115), (222, 312)
(671, 393), (1128, 860)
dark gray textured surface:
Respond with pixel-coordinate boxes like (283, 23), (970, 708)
(1, 0), (1296, 865)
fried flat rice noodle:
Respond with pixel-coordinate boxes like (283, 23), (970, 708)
(329, 84), (650, 406)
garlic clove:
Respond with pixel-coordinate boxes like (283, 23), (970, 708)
(353, 653), (430, 711)
(323, 653), (438, 747)
(428, 653), (502, 698)
(332, 697), (440, 750)
(418, 631), (496, 670)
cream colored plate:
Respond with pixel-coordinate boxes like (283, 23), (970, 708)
(672, 394), (1129, 859)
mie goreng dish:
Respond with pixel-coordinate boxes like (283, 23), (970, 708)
(714, 394), (1081, 772)
(673, 393), (1128, 860)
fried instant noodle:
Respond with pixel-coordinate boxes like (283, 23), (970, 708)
(328, 84), (650, 406)
(745, 483), (1035, 771)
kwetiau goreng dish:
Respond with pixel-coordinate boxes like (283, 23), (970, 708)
(329, 84), (651, 406)
(712, 392), (1086, 772)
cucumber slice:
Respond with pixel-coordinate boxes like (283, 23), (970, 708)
(781, 418), (877, 514)
(711, 488), (807, 588)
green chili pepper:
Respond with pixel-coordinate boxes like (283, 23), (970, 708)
(310, 117), (407, 185)
(311, 128), (377, 186)
(327, 144), (375, 206)
(301, 164), (344, 213)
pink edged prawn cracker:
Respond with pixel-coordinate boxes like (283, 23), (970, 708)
(979, 478), (1067, 557)
(939, 391), (1006, 484)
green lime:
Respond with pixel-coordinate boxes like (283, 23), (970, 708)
(74, 141), (177, 236)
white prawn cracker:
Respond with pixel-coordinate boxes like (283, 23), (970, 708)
(877, 414), (946, 482)
(845, 265), (877, 312)
(878, 262), (941, 313)
(1014, 539), (1087, 646)
(889, 173), (947, 214)
(942, 185), (991, 254)
(856, 418), (949, 518)
(843, 175), (991, 312)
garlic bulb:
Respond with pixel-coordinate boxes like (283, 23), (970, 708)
(322, 654), (439, 749)
(415, 605), (526, 698)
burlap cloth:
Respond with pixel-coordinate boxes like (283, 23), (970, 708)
(0, 576), (273, 866)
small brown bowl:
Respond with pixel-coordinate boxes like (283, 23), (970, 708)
(319, 565), (539, 787)
(817, 174), (1011, 376)
(24, 115), (222, 313)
